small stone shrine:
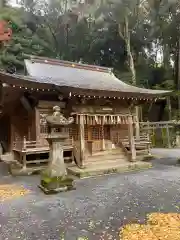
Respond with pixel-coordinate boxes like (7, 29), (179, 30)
(39, 106), (74, 194)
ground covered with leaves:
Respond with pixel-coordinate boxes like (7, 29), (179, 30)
(0, 184), (30, 201)
(0, 156), (180, 240)
(121, 213), (180, 239)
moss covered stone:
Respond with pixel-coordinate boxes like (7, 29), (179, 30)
(39, 172), (75, 194)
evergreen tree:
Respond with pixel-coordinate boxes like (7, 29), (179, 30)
(0, 6), (49, 72)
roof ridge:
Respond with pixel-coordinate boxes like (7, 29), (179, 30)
(28, 55), (112, 73)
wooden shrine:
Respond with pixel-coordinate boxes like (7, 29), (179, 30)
(0, 56), (171, 175)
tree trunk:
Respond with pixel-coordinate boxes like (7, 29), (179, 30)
(163, 44), (170, 70)
(123, 16), (140, 138)
(0, 0), (5, 8)
(178, 38), (180, 114)
(124, 16), (136, 85)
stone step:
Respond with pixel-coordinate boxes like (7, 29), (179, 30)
(87, 154), (126, 163)
(91, 149), (124, 157)
(85, 159), (127, 168)
(87, 150), (126, 162)
(67, 161), (152, 178)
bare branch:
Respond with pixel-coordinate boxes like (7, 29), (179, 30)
(118, 23), (125, 40)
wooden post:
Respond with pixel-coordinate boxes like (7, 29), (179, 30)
(10, 121), (13, 152)
(35, 107), (40, 142)
(22, 153), (27, 170)
(79, 115), (85, 165)
(166, 96), (172, 121)
(23, 136), (26, 151)
(22, 136), (27, 169)
(88, 126), (91, 141)
(166, 124), (171, 148)
(176, 134), (180, 147)
(135, 106), (140, 140)
(147, 121), (150, 141)
(101, 125), (105, 151)
(139, 106), (143, 122)
(177, 37), (180, 113)
(128, 116), (136, 161)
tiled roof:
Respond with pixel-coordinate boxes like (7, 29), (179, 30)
(24, 56), (170, 96)
(0, 56), (171, 98)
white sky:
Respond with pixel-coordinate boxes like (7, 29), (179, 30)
(9, 0), (20, 7)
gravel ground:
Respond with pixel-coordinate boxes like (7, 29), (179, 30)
(151, 148), (180, 159)
(0, 157), (180, 240)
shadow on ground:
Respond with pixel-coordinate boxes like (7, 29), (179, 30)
(148, 157), (179, 167)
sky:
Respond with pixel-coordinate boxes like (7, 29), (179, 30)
(9, 0), (20, 7)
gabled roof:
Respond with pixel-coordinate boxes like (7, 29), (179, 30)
(0, 56), (171, 99)
(24, 56), (170, 97)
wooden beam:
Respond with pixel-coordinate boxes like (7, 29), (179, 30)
(128, 116), (136, 161)
(79, 115), (85, 165)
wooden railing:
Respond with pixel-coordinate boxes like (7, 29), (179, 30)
(140, 121), (174, 130)
(13, 137), (49, 152)
(120, 135), (151, 154)
(139, 121), (176, 148)
(13, 137), (73, 152)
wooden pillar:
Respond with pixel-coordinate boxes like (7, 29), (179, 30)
(9, 121), (13, 151)
(35, 107), (40, 142)
(166, 124), (171, 148)
(79, 115), (85, 165)
(135, 106), (140, 140)
(101, 125), (105, 151)
(128, 116), (136, 161)
(166, 96), (172, 121)
(22, 136), (27, 169)
(176, 134), (180, 147)
(147, 121), (150, 140)
(139, 106), (143, 122)
(88, 126), (91, 141)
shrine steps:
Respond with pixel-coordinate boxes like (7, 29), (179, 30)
(67, 148), (152, 178)
(87, 148), (126, 161)
(67, 160), (152, 178)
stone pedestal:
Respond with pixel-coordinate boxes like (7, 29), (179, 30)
(39, 106), (75, 194)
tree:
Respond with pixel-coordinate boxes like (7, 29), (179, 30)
(0, 0), (7, 8)
(0, 6), (50, 71)
(88, 0), (148, 84)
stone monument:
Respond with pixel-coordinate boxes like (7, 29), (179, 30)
(39, 106), (75, 194)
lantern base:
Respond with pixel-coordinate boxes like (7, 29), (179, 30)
(39, 175), (75, 194)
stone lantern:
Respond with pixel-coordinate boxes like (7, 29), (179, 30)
(39, 106), (75, 194)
